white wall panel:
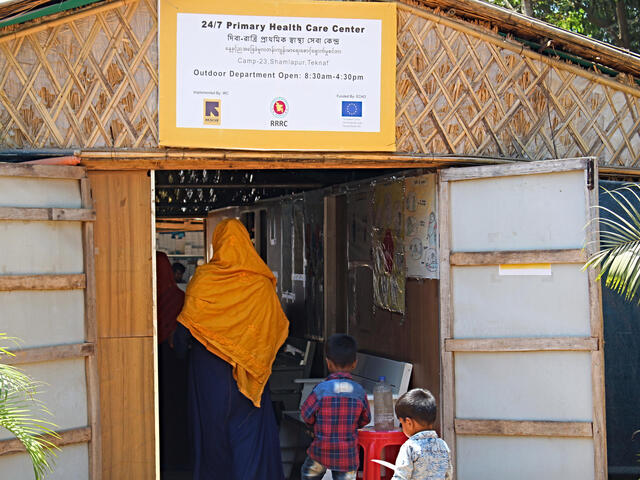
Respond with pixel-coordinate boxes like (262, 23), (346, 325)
(0, 167), (92, 479)
(0, 290), (85, 348)
(452, 264), (590, 338)
(0, 221), (83, 274)
(0, 443), (89, 480)
(455, 352), (592, 421)
(450, 171), (586, 251)
(456, 436), (594, 480)
(0, 177), (81, 208)
(0, 359), (88, 441)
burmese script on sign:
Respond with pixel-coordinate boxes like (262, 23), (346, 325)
(175, 13), (382, 132)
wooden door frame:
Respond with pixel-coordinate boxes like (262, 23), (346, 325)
(90, 169), (156, 479)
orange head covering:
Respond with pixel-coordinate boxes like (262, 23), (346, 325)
(178, 218), (289, 407)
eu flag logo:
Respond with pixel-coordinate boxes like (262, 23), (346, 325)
(342, 101), (362, 117)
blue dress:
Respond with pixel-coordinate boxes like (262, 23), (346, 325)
(177, 325), (285, 480)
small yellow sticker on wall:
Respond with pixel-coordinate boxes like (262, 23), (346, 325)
(498, 263), (552, 276)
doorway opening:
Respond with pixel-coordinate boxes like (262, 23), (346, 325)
(153, 167), (441, 480)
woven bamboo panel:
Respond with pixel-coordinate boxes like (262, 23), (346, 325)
(396, 4), (640, 167)
(0, 0), (158, 148)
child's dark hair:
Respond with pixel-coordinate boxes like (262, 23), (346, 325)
(172, 262), (186, 274)
(395, 388), (437, 426)
(325, 334), (357, 367)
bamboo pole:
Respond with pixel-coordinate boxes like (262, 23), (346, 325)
(78, 150), (516, 170)
(3, 343), (94, 366)
(0, 274), (86, 291)
(80, 176), (102, 480)
(455, 419), (593, 438)
(0, 427), (91, 456)
(600, 166), (640, 177)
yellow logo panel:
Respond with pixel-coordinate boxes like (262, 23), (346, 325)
(203, 99), (221, 125)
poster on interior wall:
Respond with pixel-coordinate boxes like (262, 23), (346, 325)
(372, 180), (405, 314)
(159, 0), (396, 151)
(404, 174), (438, 279)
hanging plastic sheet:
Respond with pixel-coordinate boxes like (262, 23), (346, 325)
(348, 187), (373, 263)
(404, 174), (439, 279)
(303, 190), (324, 339)
(347, 186), (374, 328)
(264, 200), (282, 297)
(372, 179), (405, 314)
(280, 199), (293, 294)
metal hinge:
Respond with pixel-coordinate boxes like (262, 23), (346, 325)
(587, 158), (595, 190)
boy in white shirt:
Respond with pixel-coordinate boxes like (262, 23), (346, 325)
(391, 389), (452, 480)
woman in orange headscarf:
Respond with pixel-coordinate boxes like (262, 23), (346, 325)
(175, 219), (289, 480)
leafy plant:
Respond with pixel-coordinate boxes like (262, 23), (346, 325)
(0, 334), (58, 479)
(585, 184), (640, 303)
(486, 0), (639, 52)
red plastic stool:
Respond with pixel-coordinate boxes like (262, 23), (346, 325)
(358, 428), (406, 480)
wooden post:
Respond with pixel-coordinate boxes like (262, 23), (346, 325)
(81, 177), (102, 480)
(323, 195), (348, 339)
(89, 170), (155, 480)
(437, 174), (456, 471)
(584, 160), (607, 479)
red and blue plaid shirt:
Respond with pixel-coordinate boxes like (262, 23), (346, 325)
(301, 372), (371, 472)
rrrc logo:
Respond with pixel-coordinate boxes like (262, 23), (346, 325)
(270, 97), (288, 117)
(270, 97), (289, 127)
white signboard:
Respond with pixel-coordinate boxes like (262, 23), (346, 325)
(160, 0), (396, 150)
(176, 14), (381, 132)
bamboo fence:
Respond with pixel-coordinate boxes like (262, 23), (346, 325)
(0, 0), (639, 168)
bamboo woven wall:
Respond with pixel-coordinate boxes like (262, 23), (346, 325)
(396, 4), (640, 167)
(1, 0), (640, 168)
(0, 0), (158, 148)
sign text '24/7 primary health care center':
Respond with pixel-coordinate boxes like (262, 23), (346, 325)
(175, 14), (383, 133)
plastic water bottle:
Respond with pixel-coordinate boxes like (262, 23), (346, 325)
(373, 376), (394, 431)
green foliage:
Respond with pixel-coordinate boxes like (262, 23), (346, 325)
(485, 0), (640, 53)
(585, 184), (640, 303)
(0, 334), (58, 479)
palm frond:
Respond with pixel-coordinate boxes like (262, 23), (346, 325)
(585, 184), (640, 304)
(0, 333), (21, 357)
(0, 336), (58, 480)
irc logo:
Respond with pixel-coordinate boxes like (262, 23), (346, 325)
(270, 97), (289, 117)
(203, 99), (221, 125)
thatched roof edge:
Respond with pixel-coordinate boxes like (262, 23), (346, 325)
(402, 0), (640, 78)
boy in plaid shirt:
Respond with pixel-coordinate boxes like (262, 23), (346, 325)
(300, 334), (371, 480)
